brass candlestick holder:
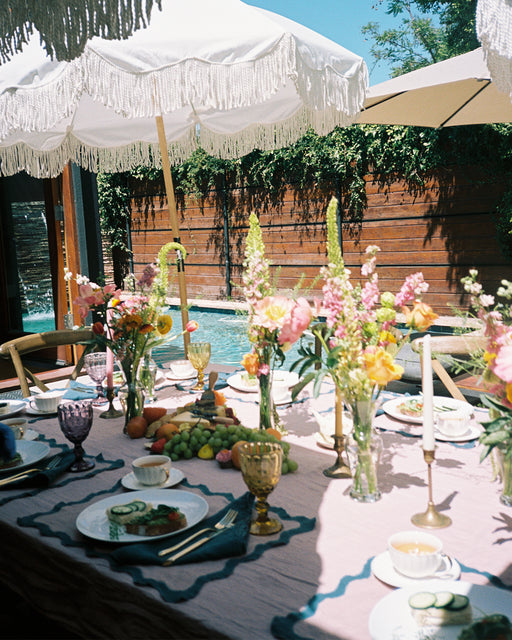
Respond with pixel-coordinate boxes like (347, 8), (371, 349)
(323, 387), (351, 478)
(411, 448), (451, 529)
(323, 434), (352, 478)
(99, 387), (123, 419)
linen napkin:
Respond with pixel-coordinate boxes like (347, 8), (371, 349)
(62, 380), (98, 401)
(110, 491), (254, 566)
(0, 450), (75, 489)
(176, 370), (233, 392)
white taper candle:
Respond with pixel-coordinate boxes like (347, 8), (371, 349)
(422, 333), (435, 450)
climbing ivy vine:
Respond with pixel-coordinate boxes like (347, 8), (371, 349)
(98, 123), (512, 259)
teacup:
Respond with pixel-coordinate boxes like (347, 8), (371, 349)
(132, 455), (171, 486)
(3, 417), (26, 439)
(32, 390), (64, 413)
(170, 359), (195, 378)
(388, 530), (443, 578)
(272, 378), (290, 404)
(436, 409), (470, 437)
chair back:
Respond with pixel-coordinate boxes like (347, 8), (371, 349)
(0, 329), (95, 397)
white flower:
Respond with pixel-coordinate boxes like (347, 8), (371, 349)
(479, 294), (495, 308)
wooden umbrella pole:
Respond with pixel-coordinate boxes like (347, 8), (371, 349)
(155, 114), (190, 351)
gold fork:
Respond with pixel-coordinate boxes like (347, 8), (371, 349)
(0, 455), (62, 487)
(158, 508), (238, 557)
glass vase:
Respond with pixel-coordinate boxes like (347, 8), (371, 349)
(345, 397), (383, 503)
(497, 446), (512, 507)
(118, 381), (145, 432)
(259, 368), (275, 431)
(137, 351), (158, 402)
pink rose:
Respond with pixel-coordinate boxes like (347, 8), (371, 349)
(278, 298), (316, 346)
(493, 345), (512, 383)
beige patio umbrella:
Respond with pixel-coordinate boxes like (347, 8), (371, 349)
(477, 0), (512, 100)
(0, 0), (368, 345)
(357, 47), (512, 128)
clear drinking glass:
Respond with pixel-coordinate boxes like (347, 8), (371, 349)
(57, 400), (95, 472)
(84, 352), (108, 405)
(187, 342), (211, 390)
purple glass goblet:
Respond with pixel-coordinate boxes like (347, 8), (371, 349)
(57, 401), (95, 472)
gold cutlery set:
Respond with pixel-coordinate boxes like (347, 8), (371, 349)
(0, 455), (62, 487)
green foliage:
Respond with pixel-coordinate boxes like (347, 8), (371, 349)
(97, 172), (131, 250)
(363, 0), (478, 77)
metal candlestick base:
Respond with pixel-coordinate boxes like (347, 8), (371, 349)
(99, 387), (123, 419)
(411, 449), (452, 529)
(323, 435), (352, 479)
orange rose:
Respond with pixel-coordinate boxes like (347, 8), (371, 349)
(241, 352), (259, 376)
(363, 346), (404, 386)
(402, 301), (439, 331)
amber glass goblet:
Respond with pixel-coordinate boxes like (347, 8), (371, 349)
(187, 342), (211, 390)
(239, 441), (283, 535)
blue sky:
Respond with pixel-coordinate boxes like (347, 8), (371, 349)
(245, 0), (399, 85)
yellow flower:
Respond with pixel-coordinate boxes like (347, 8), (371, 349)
(120, 313), (143, 330)
(156, 314), (173, 335)
(507, 383), (512, 405)
(403, 301), (439, 331)
(241, 352), (259, 376)
(483, 350), (496, 365)
(379, 330), (397, 345)
(363, 346), (404, 386)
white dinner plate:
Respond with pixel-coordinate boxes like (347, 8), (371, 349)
(434, 423), (482, 443)
(0, 440), (50, 474)
(369, 579), (512, 639)
(0, 400), (26, 419)
(371, 551), (461, 588)
(382, 396), (473, 424)
(227, 371), (300, 393)
(121, 468), (185, 491)
(76, 489), (208, 543)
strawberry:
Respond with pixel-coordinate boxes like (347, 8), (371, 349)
(150, 437), (166, 454)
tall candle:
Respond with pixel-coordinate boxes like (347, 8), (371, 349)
(106, 347), (114, 388)
(106, 308), (114, 388)
(422, 333), (435, 451)
(335, 387), (343, 437)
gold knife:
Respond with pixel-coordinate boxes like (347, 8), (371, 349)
(163, 523), (234, 566)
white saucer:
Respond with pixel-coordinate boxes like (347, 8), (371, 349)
(165, 371), (196, 382)
(121, 467), (185, 490)
(24, 405), (57, 416)
(371, 550), (461, 588)
(315, 432), (334, 449)
(434, 422), (482, 442)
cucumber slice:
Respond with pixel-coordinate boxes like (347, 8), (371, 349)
(131, 500), (148, 512)
(408, 592), (437, 610)
(434, 591), (455, 608)
(446, 594), (469, 611)
(110, 504), (135, 516)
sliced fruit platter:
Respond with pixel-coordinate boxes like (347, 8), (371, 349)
(126, 388), (298, 474)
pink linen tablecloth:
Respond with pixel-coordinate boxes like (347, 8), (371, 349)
(0, 373), (510, 640)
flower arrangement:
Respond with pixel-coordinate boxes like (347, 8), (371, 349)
(241, 212), (318, 430)
(460, 271), (512, 495)
(69, 242), (198, 424)
(292, 197), (438, 500)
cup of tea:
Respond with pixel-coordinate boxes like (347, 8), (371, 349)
(170, 359), (195, 378)
(388, 530), (443, 578)
(3, 418), (26, 439)
(32, 390), (64, 413)
(132, 455), (171, 486)
(436, 409), (470, 437)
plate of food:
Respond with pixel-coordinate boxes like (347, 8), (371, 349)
(0, 400), (26, 419)
(0, 440), (50, 474)
(76, 489), (208, 542)
(382, 396), (473, 425)
(368, 579), (512, 639)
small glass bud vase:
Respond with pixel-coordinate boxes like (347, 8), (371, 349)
(118, 382), (145, 432)
(345, 397), (383, 503)
(137, 351), (158, 402)
(497, 446), (512, 507)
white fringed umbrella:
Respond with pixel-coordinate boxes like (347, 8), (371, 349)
(0, 0), (368, 334)
(477, 0), (512, 100)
